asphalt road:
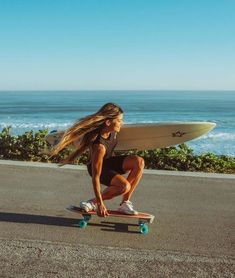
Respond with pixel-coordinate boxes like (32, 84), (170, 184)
(0, 161), (234, 277)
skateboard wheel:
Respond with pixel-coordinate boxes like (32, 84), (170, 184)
(140, 223), (149, 235)
(83, 215), (91, 221)
(79, 219), (87, 228)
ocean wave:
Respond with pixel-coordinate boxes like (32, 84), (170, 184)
(0, 122), (71, 130)
(202, 132), (235, 140)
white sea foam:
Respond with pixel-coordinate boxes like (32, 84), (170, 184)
(0, 122), (71, 130)
(188, 132), (235, 156)
(202, 132), (235, 140)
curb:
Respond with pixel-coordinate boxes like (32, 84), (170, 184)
(1, 159), (235, 179)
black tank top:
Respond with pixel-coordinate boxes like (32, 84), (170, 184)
(91, 132), (117, 160)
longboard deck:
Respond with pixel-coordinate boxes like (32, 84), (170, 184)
(67, 205), (154, 222)
(67, 205), (155, 234)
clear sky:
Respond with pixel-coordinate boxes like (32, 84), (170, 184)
(0, 0), (234, 90)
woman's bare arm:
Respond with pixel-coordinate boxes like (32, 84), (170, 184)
(91, 144), (108, 216)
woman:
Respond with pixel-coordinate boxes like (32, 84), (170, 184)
(51, 103), (144, 217)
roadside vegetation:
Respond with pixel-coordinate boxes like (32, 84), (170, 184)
(0, 127), (234, 174)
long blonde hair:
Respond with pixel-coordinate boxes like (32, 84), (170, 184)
(50, 103), (123, 163)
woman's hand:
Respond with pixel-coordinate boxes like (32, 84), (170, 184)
(97, 202), (109, 217)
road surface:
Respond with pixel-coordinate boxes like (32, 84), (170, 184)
(0, 160), (234, 277)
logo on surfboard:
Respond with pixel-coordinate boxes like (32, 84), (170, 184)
(172, 131), (186, 138)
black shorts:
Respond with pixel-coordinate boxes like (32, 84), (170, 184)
(87, 155), (128, 186)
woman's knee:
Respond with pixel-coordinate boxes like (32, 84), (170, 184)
(123, 155), (145, 172)
(118, 181), (131, 194)
(131, 155), (145, 171)
(136, 156), (145, 170)
(111, 176), (131, 194)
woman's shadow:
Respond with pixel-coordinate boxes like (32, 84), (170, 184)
(0, 211), (139, 234)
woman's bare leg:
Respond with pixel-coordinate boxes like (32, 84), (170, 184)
(121, 155), (145, 203)
(89, 155), (144, 204)
(90, 174), (131, 204)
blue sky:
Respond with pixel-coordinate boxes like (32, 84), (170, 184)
(0, 0), (234, 90)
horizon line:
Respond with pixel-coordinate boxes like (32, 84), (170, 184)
(0, 89), (235, 92)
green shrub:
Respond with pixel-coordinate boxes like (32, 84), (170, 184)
(0, 127), (234, 174)
(0, 127), (69, 162)
(118, 145), (235, 174)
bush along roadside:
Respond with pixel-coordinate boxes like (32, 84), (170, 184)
(0, 127), (234, 174)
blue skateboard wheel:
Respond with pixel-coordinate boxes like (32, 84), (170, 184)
(140, 223), (149, 235)
(79, 219), (88, 228)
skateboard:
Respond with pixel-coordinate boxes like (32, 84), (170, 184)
(67, 205), (155, 235)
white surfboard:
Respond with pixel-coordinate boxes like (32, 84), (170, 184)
(116, 122), (216, 150)
(45, 122), (216, 151)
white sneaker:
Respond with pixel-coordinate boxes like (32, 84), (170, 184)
(80, 200), (96, 212)
(118, 201), (138, 215)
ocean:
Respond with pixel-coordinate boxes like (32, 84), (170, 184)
(0, 90), (234, 156)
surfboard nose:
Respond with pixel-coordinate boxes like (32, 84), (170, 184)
(206, 122), (217, 131)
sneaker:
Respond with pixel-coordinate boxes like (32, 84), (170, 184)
(118, 201), (138, 215)
(80, 200), (96, 212)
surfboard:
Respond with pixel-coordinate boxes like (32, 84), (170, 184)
(116, 122), (216, 150)
(45, 122), (216, 151)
